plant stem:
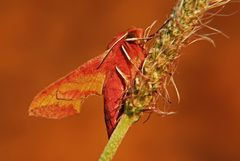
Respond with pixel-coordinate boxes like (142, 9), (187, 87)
(98, 0), (230, 160)
(98, 114), (139, 161)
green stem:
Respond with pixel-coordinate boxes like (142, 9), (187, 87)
(98, 0), (230, 161)
(98, 114), (139, 161)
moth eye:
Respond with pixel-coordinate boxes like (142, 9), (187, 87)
(126, 32), (137, 39)
(126, 31), (143, 44)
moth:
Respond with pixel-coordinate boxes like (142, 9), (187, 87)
(29, 27), (148, 137)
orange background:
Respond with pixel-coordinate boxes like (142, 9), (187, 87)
(0, 1), (239, 161)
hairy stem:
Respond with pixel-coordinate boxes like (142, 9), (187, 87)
(99, 0), (230, 160)
(125, 0), (230, 117)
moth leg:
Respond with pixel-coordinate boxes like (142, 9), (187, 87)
(115, 66), (133, 103)
(121, 45), (142, 71)
(115, 66), (130, 89)
(121, 45), (136, 65)
(97, 32), (128, 69)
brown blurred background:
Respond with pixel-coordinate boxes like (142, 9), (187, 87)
(0, 0), (239, 161)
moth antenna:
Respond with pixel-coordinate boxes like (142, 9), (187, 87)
(121, 45), (132, 62)
(125, 37), (154, 42)
(97, 32), (128, 69)
(115, 66), (130, 88)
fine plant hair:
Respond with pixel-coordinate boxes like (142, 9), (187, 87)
(99, 0), (233, 161)
(125, 0), (231, 117)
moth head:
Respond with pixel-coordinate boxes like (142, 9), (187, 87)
(126, 28), (144, 44)
(107, 27), (144, 49)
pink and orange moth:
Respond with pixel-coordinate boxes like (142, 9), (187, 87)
(29, 27), (147, 137)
